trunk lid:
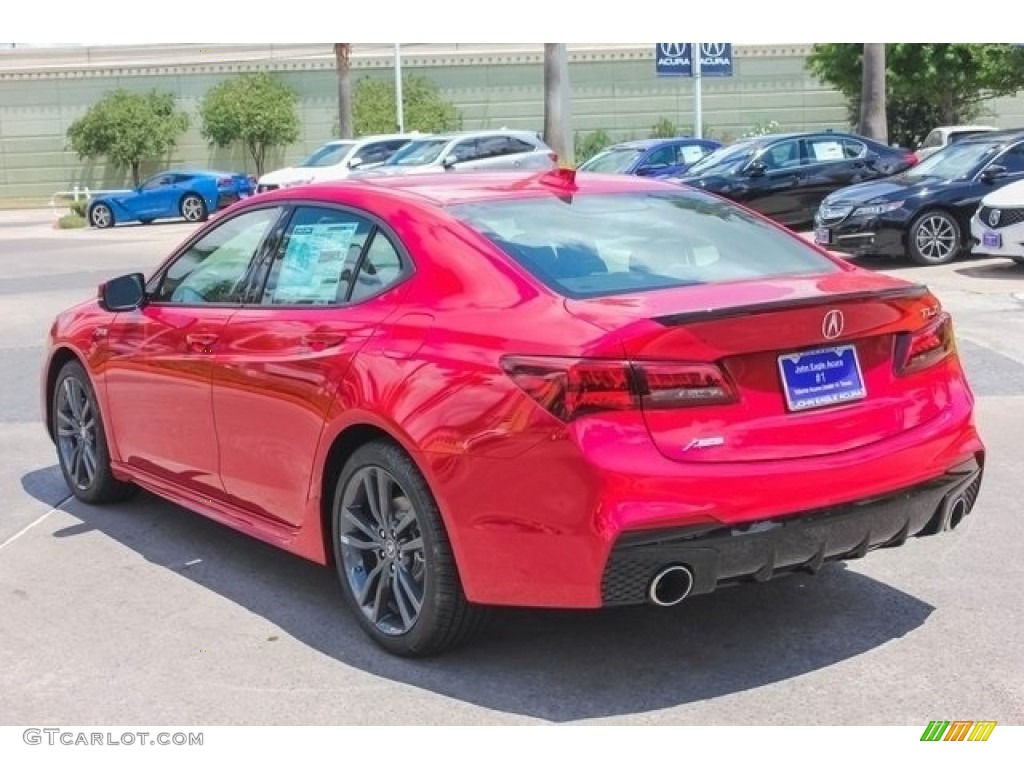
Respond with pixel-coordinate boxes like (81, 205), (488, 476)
(565, 272), (952, 463)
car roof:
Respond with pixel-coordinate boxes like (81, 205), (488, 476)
(609, 137), (711, 150)
(934, 125), (998, 133)
(954, 128), (1024, 144)
(405, 129), (543, 143)
(277, 170), (683, 209)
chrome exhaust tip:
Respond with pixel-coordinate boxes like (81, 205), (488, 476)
(948, 496), (968, 530)
(648, 565), (694, 607)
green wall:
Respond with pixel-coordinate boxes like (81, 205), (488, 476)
(1, 43), (1022, 203)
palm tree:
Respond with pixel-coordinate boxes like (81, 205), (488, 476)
(334, 43), (354, 139)
(543, 44), (574, 165)
(858, 44), (888, 144)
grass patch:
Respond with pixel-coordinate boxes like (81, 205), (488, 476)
(56, 213), (87, 229)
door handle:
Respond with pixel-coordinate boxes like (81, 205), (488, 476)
(301, 332), (347, 351)
(185, 333), (218, 354)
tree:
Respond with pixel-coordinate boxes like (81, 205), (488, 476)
(334, 43), (354, 139)
(543, 44), (573, 165)
(352, 74), (460, 135)
(66, 89), (189, 185)
(858, 44), (887, 143)
(807, 44), (1024, 148)
(199, 72), (300, 175)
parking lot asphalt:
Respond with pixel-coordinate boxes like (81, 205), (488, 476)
(1, 210), (1022, 725)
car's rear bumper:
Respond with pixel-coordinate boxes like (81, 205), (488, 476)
(601, 455), (983, 606)
(431, 378), (985, 609)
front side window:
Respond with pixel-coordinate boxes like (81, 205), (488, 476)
(140, 174), (173, 192)
(922, 130), (943, 149)
(262, 207), (374, 306)
(644, 145), (677, 167)
(452, 192), (837, 299)
(152, 207), (282, 304)
(991, 143), (1024, 174)
(758, 139), (803, 170)
(301, 143), (356, 168)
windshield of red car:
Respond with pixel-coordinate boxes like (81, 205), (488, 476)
(451, 192), (838, 298)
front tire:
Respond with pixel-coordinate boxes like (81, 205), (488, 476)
(52, 361), (136, 504)
(88, 202), (114, 229)
(331, 440), (486, 657)
(908, 210), (961, 265)
(180, 193), (208, 223)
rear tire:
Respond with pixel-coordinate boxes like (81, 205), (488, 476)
(908, 210), (961, 265)
(180, 193), (208, 223)
(52, 361), (136, 504)
(331, 440), (487, 657)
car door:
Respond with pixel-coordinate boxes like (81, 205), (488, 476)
(634, 144), (678, 177)
(959, 141), (1024, 223)
(672, 141), (716, 174)
(102, 205), (286, 497)
(127, 173), (176, 218)
(795, 135), (867, 222)
(210, 204), (412, 527)
(739, 137), (807, 225)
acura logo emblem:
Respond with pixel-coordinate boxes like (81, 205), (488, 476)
(989, 208), (1001, 227)
(822, 309), (845, 340)
(659, 43), (687, 58)
(701, 43), (727, 57)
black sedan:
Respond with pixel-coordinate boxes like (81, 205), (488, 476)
(672, 131), (917, 229)
(814, 129), (1024, 265)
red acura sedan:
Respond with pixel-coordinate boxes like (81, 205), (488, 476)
(42, 169), (985, 656)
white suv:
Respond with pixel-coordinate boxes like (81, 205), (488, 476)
(355, 129), (558, 176)
(256, 133), (417, 193)
(972, 178), (1024, 264)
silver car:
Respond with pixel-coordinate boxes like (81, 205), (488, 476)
(355, 129), (558, 176)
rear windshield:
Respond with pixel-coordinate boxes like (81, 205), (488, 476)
(451, 192), (838, 298)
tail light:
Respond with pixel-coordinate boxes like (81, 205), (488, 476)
(904, 152), (920, 167)
(894, 313), (955, 375)
(548, 151), (559, 164)
(501, 356), (736, 422)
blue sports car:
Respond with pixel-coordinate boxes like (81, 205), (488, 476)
(577, 137), (721, 178)
(85, 169), (255, 228)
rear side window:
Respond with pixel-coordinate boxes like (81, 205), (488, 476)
(451, 193), (838, 298)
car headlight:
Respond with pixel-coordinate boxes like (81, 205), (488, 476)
(854, 201), (904, 216)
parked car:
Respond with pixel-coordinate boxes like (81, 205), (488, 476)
(255, 134), (416, 193)
(915, 125), (997, 162)
(674, 131), (917, 229)
(971, 177), (1024, 264)
(354, 129), (558, 176)
(815, 129), (1024, 265)
(43, 170), (984, 656)
(577, 137), (721, 177)
(86, 170), (254, 229)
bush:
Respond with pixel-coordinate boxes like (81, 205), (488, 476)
(741, 119), (781, 139)
(69, 200), (88, 217)
(574, 129), (613, 165)
(56, 213), (86, 229)
(650, 118), (681, 138)
(353, 74), (461, 135)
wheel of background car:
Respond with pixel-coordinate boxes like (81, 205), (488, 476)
(180, 193), (208, 223)
(908, 210), (961, 265)
(52, 360), (137, 504)
(331, 439), (487, 657)
(89, 202), (114, 229)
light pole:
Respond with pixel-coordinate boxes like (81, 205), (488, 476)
(693, 43), (703, 139)
(394, 43), (404, 133)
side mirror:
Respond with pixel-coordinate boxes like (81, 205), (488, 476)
(442, 155), (458, 169)
(745, 161), (767, 178)
(980, 164), (1007, 183)
(99, 273), (146, 312)
(348, 156), (364, 169)
(635, 163), (667, 177)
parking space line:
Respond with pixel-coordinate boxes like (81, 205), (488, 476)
(0, 493), (71, 552)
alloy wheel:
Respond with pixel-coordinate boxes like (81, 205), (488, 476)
(90, 205), (111, 228)
(337, 466), (426, 636)
(182, 196), (205, 221)
(914, 214), (958, 262)
(55, 376), (98, 491)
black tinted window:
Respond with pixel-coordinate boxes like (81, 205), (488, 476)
(348, 231), (405, 302)
(452, 193), (837, 299)
(994, 143), (1024, 174)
